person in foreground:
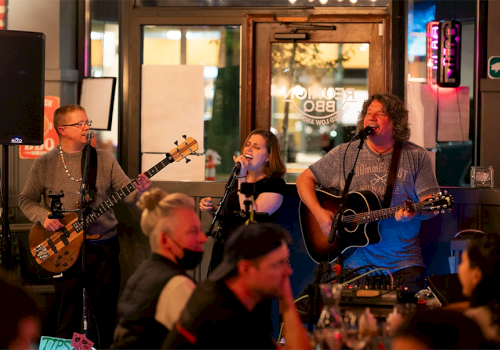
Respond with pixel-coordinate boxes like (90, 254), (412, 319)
(296, 94), (440, 293)
(391, 308), (487, 349)
(111, 189), (208, 349)
(19, 104), (151, 347)
(199, 129), (287, 270)
(455, 232), (500, 343)
(0, 272), (41, 350)
(162, 223), (310, 349)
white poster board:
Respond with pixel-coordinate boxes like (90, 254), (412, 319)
(407, 83), (438, 149)
(80, 77), (116, 130)
(436, 87), (470, 142)
(141, 65), (204, 181)
(407, 84), (470, 148)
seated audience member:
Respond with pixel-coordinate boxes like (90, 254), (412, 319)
(0, 274), (41, 350)
(111, 189), (208, 349)
(162, 223), (310, 350)
(457, 233), (500, 342)
(392, 308), (487, 350)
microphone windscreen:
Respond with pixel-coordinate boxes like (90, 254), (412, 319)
(86, 130), (95, 143)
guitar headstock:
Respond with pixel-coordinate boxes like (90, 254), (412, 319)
(170, 135), (199, 163)
(422, 190), (454, 213)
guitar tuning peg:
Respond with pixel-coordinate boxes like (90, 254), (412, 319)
(174, 140), (179, 146)
(182, 135), (187, 139)
(185, 158), (191, 164)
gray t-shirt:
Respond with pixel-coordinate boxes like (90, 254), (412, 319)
(309, 140), (439, 272)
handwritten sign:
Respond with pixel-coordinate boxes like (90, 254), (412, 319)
(39, 334), (94, 350)
(39, 336), (74, 350)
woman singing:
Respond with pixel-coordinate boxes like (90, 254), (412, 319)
(199, 129), (287, 270)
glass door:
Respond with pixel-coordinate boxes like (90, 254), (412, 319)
(250, 19), (388, 182)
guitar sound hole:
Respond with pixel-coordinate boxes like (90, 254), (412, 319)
(343, 209), (358, 232)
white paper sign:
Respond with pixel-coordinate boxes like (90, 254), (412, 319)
(80, 77), (116, 130)
(407, 83), (438, 149)
(141, 65), (205, 181)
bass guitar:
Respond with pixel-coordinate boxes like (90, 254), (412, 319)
(29, 136), (198, 273)
(299, 189), (453, 264)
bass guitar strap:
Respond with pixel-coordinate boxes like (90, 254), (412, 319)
(81, 145), (98, 203)
(382, 143), (402, 209)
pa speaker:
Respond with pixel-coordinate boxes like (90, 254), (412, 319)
(0, 30), (45, 145)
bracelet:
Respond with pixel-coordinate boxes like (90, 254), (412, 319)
(238, 176), (247, 178)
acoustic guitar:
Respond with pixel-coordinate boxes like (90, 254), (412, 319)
(28, 136), (198, 273)
(299, 189), (454, 264)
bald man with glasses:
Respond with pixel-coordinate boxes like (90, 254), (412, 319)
(20, 104), (151, 348)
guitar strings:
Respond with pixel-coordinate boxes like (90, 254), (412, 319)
(342, 202), (425, 223)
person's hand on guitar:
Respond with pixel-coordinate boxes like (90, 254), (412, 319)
(314, 208), (334, 237)
(43, 217), (64, 232)
(394, 207), (416, 222)
(133, 173), (152, 194)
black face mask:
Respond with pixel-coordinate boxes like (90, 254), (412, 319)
(170, 237), (204, 270)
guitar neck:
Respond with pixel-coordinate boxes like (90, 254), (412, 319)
(346, 202), (423, 225)
(84, 153), (174, 225)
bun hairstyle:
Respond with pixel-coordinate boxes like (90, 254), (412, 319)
(137, 188), (195, 251)
(137, 188), (168, 212)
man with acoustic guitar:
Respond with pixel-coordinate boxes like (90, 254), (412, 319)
(19, 105), (151, 348)
(296, 94), (440, 293)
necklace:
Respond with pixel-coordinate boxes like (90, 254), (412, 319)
(368, 142), (394, 163)
(59, 145), (82, 182)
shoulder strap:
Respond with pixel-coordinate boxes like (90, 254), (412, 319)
(382, 143), (402, 208)
(81, 145), (98, 202)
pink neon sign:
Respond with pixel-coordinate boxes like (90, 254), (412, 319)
(426, 21), (440, 85)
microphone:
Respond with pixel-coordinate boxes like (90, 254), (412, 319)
(232, 162), (242, 175)
(85, 130), (95, 144)
(352, 126), (374, 141)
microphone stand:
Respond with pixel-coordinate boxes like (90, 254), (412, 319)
(205, 166), (239, 276)
(328, 135), (368, 249)
(78, 143), (93, 339)
(306, 134), (368, 331)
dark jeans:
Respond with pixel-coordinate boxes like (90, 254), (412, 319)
(54, 237), (120, 349)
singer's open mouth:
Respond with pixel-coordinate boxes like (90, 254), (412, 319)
(244, 154), (253, 160)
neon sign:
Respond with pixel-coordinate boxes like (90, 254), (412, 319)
(426, 21), (439, 85)
(437, 20), (461, 87)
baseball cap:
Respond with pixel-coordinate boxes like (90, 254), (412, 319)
(208, 223), (291, 281)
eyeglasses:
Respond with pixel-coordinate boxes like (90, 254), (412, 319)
(61, 120), (92, 128)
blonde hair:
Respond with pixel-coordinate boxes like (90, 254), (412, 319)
(54, 104), (86, 137)
(136, 188), (195, 251)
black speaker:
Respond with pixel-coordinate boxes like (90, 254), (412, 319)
(0, 30), (45, 145)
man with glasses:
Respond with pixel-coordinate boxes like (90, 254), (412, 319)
(20, 104), (151, 348)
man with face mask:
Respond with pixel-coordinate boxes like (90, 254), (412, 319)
(111, 189), (208, 349)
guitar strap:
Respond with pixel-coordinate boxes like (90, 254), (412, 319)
(382, 143), (402, 209)
(81, 145), (98, 203)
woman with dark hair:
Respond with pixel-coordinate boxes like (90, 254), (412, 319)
(457, 233), (500, 342)
(200, 129), (287, 270)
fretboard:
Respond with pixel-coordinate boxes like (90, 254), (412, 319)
(80, 153), (174, 226)
(342, 202), (424, 225)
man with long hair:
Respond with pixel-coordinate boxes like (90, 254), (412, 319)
(297, 94), (440, 293)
